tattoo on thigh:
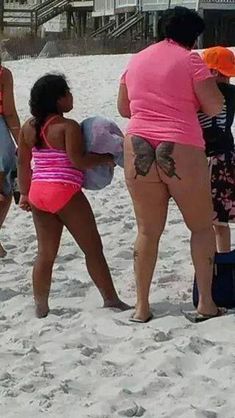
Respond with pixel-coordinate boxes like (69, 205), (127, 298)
(155, 142), (181, 180)
(131, 136), (155, 178)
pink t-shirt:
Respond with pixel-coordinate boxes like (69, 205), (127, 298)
(120, 40), (213, 149)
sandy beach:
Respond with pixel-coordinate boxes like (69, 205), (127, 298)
(1, 54), (235, 418)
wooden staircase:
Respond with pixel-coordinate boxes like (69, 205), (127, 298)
(90, 19), (115, 37)
(109, 12), (144, 39)
(3, 0), (71, 33)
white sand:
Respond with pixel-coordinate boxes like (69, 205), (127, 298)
(1, 54), (235, 418)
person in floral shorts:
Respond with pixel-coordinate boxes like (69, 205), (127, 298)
(198, 47), (235, 252)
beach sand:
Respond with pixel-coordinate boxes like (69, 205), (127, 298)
(0, 54), (235, 418)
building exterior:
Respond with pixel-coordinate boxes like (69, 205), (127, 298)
(1, 0), (93, 36)
(1, 0), (235, 45)
(92, 0), (235, 45)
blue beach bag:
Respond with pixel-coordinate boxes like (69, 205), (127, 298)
(193, 250), (235, 309)
(81, 116), (124, 190)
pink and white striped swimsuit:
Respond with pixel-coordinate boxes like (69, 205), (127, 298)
(32, 116), (84, 187)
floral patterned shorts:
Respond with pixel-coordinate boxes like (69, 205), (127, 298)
(209, 151), (235, 225)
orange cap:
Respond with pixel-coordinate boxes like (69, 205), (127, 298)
(202, 46), (235, 77)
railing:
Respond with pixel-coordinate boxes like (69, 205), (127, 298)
(71, 1), (94, 8)
(202, 0), (235, 2)
(3, 0), (71, 31)
(3, 8), (34, 28)
(35, 0), (70, 26)
(92, 0), (114, 15)
(110, 11), (143, 37)
(140, 0), (235, 10)
(90, 19), (115, 36)
(115, 0), (138, 8)
(140, 0), (198, 11)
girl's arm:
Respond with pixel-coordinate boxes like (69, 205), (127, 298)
(18, 127), (32, 197)
(194, 78), (224, 117)
(2, 68), (21, 143)
(65, 120), (114, 170)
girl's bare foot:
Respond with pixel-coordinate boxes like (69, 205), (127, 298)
(0, 243), (7, 258)
(35, 300), (50, 318)
(103, 298), (131, 311)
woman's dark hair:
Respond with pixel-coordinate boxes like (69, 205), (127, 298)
(30, 73), (70, 147)
(158, 6), (205, 48)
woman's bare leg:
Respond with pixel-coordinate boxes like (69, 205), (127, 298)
(127, 180), (169, 321)
(124, 136), (169, 321)
(32, 207), (63, 317)
(0, 194), (12, 257)
(214, 224), (231, 252)
(156, 142), (218, 316)
(58, 192), (130, 310)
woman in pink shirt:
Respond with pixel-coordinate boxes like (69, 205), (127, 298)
(118, 7), (224, 323)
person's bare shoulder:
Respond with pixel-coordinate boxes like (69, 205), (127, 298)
(21, 118), (37, 147)
(63, 117), (81, 128)
(22, 117), (35, 130)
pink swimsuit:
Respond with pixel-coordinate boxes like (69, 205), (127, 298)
(29, 116), (84, 213)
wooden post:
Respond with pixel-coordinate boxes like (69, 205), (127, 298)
(82, 12), (87, 36)
(197, 8), (204, 48)
(71, 11), (78, 37)
(33, 11), (38, 37)
(0, 0), (4, 34)
(144, 12), (149, 41)
(67, 10), (72, 38)
(115, 14), (119, 28)
(152, 11), (158, 40)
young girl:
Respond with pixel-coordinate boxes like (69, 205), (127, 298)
(198, 47), (235, 252)
(18, 74), (129, 318)
(0, 60), (21, 257)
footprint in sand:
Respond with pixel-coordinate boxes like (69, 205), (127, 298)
(0, 288), (19, 302)
(158, 275), (180, 285)
(117, 401), (146, 417)
(4, 244), (17, 250)
(50, 307), (81, 318)
(193, 407), (217, 418)
(159, 250), (177, 259)
(64, 280), (92, 298)
(19, 383), (35, 393)
(57, 253), (80, 262)
(81, 345), (102, 358)
(188, 336), (215, 355)
(153, 330), (173, 342)
(168, 218), (182, 225)
(0, 372), (16, 388)
(115, 250), (133, 260)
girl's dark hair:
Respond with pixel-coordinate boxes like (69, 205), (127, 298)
(30, 73), (70, 147)
(158, 6), (205, 48)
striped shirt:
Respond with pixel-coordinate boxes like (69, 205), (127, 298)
(32, 117), (84, 187)
(198, 103), (227, 131)
(198, 83), (235, 156)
